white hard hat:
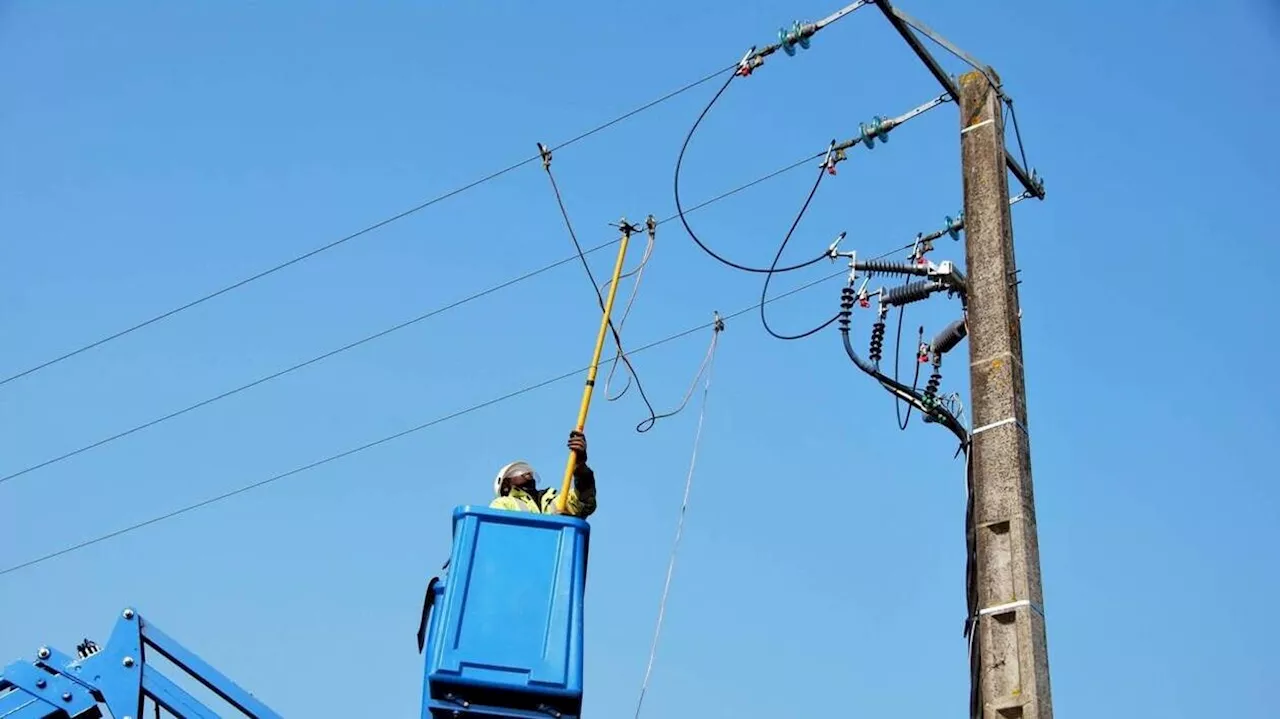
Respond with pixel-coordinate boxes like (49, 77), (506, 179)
(494, 460), (535, 496)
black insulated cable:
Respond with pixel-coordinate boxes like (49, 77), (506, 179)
(758, 162), (841, 340)
(837, 286), (967, 444)
(893, 311), (922, 431)
(539, 157), (665, 433)
(673, 72), (831, 275)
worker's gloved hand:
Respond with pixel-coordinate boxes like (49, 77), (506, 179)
(567, 430), (587, 463)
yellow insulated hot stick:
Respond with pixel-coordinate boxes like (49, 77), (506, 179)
(555, 217), (641, 514)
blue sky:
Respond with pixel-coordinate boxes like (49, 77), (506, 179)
(1, 1), (1277, 716)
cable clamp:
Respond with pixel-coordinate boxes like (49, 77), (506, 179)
(736, 46), (764, 77)
(825, 146), (848, 175)
(712, 311), (725, 333)
(537, 142), (552, 170)
(825, 231), (847, 260)
(909, 232), (933, 265)
(819, 139), (838, 173)
(971, 416), (1028, 437)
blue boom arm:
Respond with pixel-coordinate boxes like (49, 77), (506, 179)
(0, 607), (281, 719)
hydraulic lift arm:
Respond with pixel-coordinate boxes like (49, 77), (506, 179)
(0, 608), (281, 719)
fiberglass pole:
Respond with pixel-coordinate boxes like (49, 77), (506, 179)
(555, 217), (639, 513)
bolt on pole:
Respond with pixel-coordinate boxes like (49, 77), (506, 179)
(958, 68), (1054, 719)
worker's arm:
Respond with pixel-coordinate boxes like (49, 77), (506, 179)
(542, 464), (596, 518)
(569, 462), (597, 518)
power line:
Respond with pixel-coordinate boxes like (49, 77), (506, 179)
(0, 63), (737, 389)
(537, 145), (665, 433)
(0, 150), (831, 487)
(634, 316), (721, 719)
(0, 269), (844, 578)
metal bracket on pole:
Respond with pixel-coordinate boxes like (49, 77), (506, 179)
(871, 0), (1045, 200)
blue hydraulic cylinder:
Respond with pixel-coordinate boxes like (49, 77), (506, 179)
(421, 505), (590, 719)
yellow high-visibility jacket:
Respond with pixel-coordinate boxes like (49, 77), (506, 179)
(490, 466), (597, 518)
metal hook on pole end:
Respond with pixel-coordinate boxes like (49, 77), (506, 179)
(645, 214), (657, 238)
(537, 142), (552, 170)
(713, 311), (725, 333)
(614, 216), (641, 236)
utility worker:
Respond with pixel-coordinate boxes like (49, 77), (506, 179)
(490, 430), (597, 518)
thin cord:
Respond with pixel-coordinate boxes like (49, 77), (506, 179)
(758, 160), (840, 340)
(601, 229), (658, 402)
(634, 323), (721, 719)
(539, 154), (663, 431)
(0, 269), (842, 578)
(0, 64), (737, 389)
(0, 150), (823, 486)
(673, 72), (831, 274)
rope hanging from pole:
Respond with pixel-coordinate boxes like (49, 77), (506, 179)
(633, 314), (725, 717)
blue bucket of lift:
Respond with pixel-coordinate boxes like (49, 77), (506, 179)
(423, 505), (590, 718)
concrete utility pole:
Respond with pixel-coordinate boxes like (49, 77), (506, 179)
(958, 69), (1054, 719)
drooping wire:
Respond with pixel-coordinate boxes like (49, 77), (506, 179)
(538, 146), (664, 433)
(599, 226), (658, 403)
(758, 153), (841, 340)
(633, 317), (723, 719)
(892, 307), (922, 429)
(673, 72), (830, 275)
(0, 269), (845, 578)
(0, 147), (834, 487)
(0, 63), (739, 389)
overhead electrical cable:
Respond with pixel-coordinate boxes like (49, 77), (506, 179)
(757, 151), (842, 340)
(0, 151), (831, 487)
(537, 144), (664, 432)
(0, 270), (843, 578)
(634, 315), (723, 719)
(673, 71), (831, 275)
(673, 17), (948, 276)
(0, 63), (738, 389)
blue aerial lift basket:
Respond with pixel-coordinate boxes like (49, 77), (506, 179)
(419, 505), (590, 719)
